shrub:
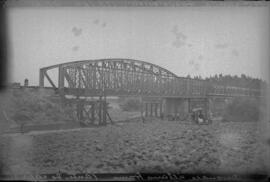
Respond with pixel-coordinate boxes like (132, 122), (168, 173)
(119, 98), (141, 111)
(12, 110), (33, 122)
(9, 89), (76, 124)
(222, 97), (262, 122)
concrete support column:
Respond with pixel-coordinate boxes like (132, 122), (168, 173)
(162, 99), (166, 118)
(145, 103), (148, 117)
(154, 103), (158, 117)
(160, 101), (163, 118)
(150, 103), (153, 117)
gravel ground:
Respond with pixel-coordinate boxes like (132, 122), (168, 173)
(0, 119), (268, 176)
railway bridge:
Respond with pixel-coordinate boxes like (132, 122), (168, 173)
(39, 58), (264, 124)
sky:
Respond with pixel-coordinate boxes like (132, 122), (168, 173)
(7, 6), (270, 86)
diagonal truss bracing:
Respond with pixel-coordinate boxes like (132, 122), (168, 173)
(39, 58), (264, 98)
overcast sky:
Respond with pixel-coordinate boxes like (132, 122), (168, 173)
(7, 6), (270, 85)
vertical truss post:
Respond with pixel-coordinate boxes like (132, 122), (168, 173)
(39, 69), (45, 87)
(59, 65), (64, 88)
(58, 65), (65, 96)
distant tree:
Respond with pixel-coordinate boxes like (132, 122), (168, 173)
(218, 74), (223, 79)
(223, 97), (261, 122)
(214, 74), (218, 82)
(204, 73), (267, 91)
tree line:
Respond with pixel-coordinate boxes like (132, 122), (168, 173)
(187, 74), (267, 90)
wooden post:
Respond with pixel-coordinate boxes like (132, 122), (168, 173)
(91, 103), (95, 123)
(77, 99), (83, 121)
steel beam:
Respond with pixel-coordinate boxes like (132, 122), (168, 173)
(39, 59), (263, 99)
(44, 71), (57, 89)
(39, 69), (45, 87)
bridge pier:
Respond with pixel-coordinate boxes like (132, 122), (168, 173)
(162, 97), (211, 121)
(163, 98), (189, 120)
(142, 97), (162, 118)
(69, 96), (112, 126)
(142, 97), (210, 121)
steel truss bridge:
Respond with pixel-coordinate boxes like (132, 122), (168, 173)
(39, 59), (264, 125)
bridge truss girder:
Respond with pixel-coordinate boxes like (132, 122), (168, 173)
(40, 59), (262, 98)
(40, 59), (211, 98)
(39, 58), (264, 125)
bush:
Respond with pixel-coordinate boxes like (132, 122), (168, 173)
(119, 98), (141, 111)
(222, 97), (262, 122)
(13, 110), (33, 122)
(8, 89), (76, 124)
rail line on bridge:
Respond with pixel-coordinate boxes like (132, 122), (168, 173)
(39, 59), (264, 125)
